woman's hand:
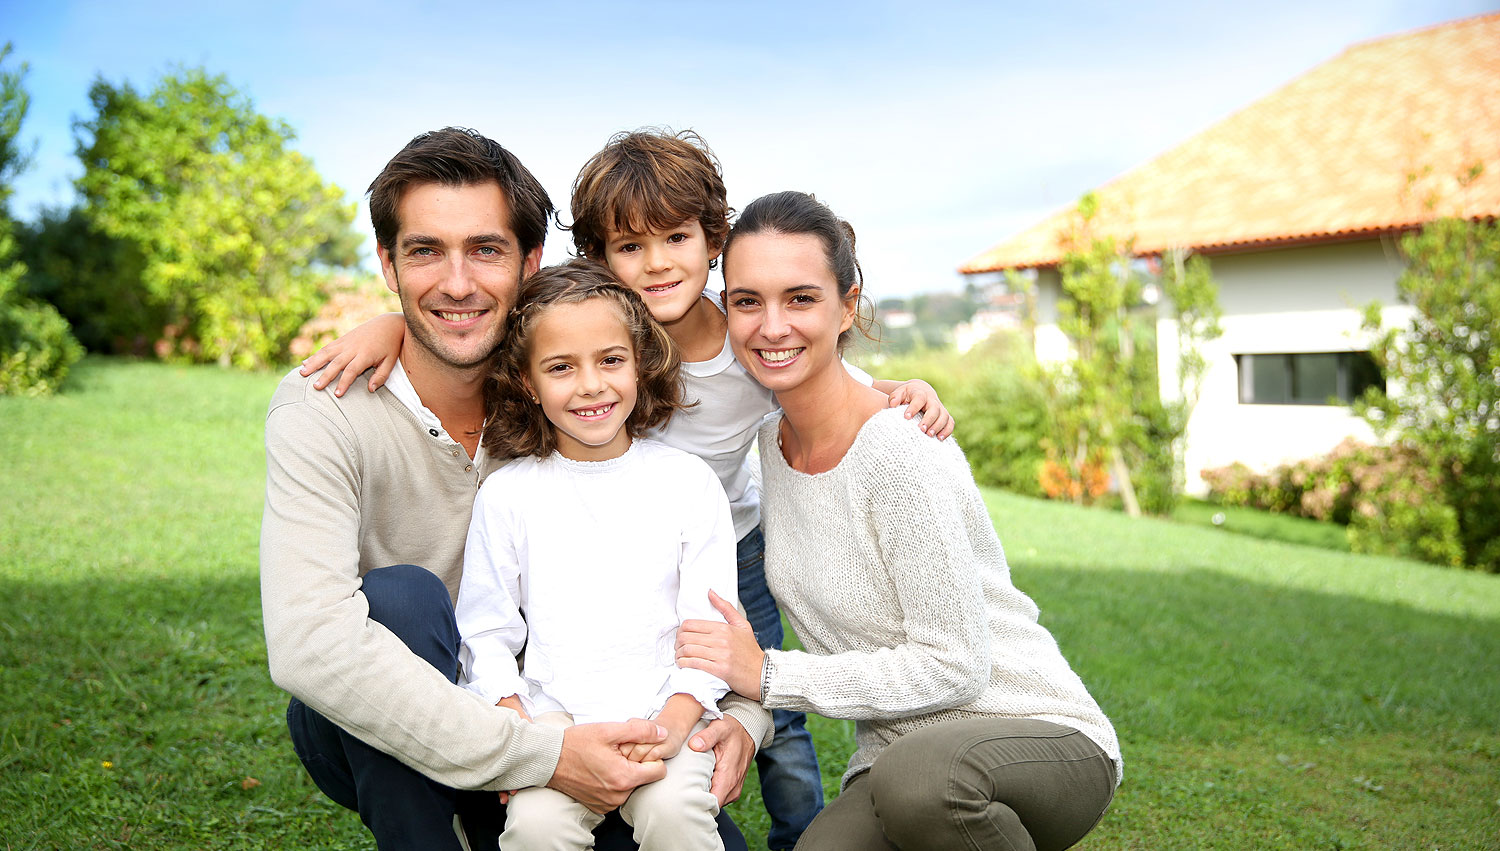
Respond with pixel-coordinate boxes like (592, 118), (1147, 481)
(298, 312), (406, 397)
(887, 378), (955, 440)
(676, 590), (766, 699)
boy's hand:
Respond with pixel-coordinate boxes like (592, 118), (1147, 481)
(299, 312), (406, 397)
(621, 693), (701, 762)
(888, 378), (955, 440)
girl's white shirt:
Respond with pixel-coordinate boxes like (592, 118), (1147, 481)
(648, 292), (872, 540)
(457, 438), (738, 724)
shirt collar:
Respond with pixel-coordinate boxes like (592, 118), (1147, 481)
(386, 358), (488, 465)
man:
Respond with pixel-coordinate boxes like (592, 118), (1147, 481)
(260, 127), (767, 850)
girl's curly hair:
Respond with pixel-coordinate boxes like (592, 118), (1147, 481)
(483, 259), (687, 458)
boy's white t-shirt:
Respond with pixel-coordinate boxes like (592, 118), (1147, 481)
(648, 293), (872, 540)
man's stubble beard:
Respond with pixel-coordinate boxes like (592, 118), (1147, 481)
(394, 267), (518, 372)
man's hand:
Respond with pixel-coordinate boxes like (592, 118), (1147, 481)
(549, 720), (669, 813)
(688, 715), (755, 807)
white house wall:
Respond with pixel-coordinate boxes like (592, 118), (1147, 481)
(1171, 239), (1414, 494)
(1027, 240), (1415, 496)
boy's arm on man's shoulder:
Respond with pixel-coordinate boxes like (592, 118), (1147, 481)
(259, 387), (564, 792)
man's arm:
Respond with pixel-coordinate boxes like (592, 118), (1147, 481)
(259, 384), (561, 791)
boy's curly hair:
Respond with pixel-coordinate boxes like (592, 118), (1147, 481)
(483, 259), (688, 459)
(567, 128), (731, 266)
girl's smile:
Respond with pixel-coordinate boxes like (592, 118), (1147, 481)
(525, 298), (640, 462)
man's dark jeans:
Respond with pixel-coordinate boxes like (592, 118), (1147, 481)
(285, 564), (747, 850)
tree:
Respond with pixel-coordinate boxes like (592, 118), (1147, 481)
(0, 42), (82, 396)
(1034, 194), (1221, 515)
(1358, 207), (1500, 571)
(74, 68), (359, 368)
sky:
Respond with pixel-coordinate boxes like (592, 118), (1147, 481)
(4, 0), (1495, 298)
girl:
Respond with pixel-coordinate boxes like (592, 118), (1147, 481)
(459, 260), (736, 851)
(675, 191), (1122, 851)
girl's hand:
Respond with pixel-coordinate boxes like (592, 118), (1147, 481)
(495, 695), (531, 803)
(298, 312), (406, 397)
(675, 591), (766, 699)
(887, 379), (955, 440)
(620, 725), (686, 763)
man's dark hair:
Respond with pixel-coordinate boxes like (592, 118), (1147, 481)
(368, 127), (554, 258)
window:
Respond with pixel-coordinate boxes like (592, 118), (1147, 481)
(1236, 352), (1383, 405)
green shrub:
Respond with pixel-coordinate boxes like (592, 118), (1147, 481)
(0, 296), (83, 396)
(1201, 440), (1465, 569)
(858, 332), (1051, 497)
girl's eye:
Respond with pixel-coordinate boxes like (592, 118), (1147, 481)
(602, 355), (626, 366)
(547, 363), (570, 374)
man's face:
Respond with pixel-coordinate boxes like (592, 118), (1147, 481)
(378, 181), (541, 372)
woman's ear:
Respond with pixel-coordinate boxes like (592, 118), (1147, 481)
(840, 286), (859, 335)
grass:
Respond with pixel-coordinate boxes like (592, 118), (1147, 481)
(1171, 497), (1350, 553)
(2, 358), (1498, 849)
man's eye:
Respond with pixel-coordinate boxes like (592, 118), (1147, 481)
(412, 247), (437, 256)
(475, 246), (499, 256)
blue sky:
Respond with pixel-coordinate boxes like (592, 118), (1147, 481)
(4, 0), (1494, 296)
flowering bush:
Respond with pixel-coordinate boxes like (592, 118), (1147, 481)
(1201, 439), (1464, 568)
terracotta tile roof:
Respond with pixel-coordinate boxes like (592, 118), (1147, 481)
(960, 14), (1500, 273)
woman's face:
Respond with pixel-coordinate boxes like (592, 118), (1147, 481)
(723, 231), (856, 397)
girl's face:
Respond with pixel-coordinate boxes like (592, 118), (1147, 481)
(523, 297), (639, 462)
(723, 231), (856, 397)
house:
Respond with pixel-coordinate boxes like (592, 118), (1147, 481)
(958, 14), (1500, 494)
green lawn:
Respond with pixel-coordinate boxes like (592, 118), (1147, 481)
(3, 359), (1498, 849)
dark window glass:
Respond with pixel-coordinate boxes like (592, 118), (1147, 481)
(1291, 353), (1339, 403)
(1237, 351), (1382, 405)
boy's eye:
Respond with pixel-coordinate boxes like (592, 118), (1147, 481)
(617, 243), (640, 254)
(667, 232), (688, 244)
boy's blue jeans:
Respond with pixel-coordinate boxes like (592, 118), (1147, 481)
(736, 527), (826, 850)
(285, 564), (747, 851)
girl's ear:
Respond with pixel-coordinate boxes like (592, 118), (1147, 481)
(520, 374), (538, 404)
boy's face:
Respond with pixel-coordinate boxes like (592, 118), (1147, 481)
(602, 219), (718, 325)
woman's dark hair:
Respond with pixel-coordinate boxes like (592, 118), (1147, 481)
(482, 259), (687, 458)
(368, 127), (554, 259)
(721, 190), (876, 350)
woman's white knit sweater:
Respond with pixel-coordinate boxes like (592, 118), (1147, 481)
(758, 408), (1122, 789)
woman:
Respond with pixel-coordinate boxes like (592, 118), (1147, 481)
(676, 191), (1121, 851)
